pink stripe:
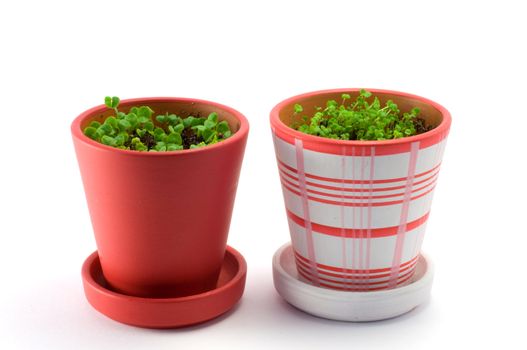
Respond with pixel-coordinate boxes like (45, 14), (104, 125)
(278, 163), (441, 193)
(279, 172), (438, 200)
(340, 146), (349, 290)
(277, 158), (441, 184)
(359, 147), (365, 290)
(295, 251), (419, 273)
(297, 262), (416, 286)
(365, 147), (375, 289)
(295, 256), (418, 279)
(351, 146), (357, 284)
(295, 138), (320, 286)
(297, 266), (416, 291)
(388, 141), (420, 288)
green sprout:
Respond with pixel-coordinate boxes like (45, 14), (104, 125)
(292, 89), (433, 141)
(83, 97), (234, 151)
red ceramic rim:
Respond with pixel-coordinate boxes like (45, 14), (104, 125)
(270, 88), (451, 148)
(71, 97), (249, 156)
(82, 246), (247, 303)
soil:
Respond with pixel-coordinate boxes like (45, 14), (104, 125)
(414, 117), (434, 134)
(141, 133), (156, 149)
(182, 128), (202, 149)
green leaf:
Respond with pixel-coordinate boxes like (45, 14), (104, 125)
(144, 121), (154, 131)
(207, 112), (218, 123)
(341, 94), (351, 100)
(84, 127), (97, 139)
(137, 106), (153, 119)
(194, 124), (206, 132)
(89, 121), (101, 128)
(217, 121), (230, 134)
(167, 114), (179, 125)
(167, 144), (183, 151)
(125, 113), (138, 124)
(111, 96), (120, 109)
(183, 116), (195, 128)
(156, 114), (167, 123)
(131, 137), (147, 151)
(155, 142), (167, 152)
(154, 127), (166, 141)
(326, 100), (338, 108)
(191, 117), (205, 127)
(360, 89), (372, 98)
(104, 96), (112, 108)
(104, 116), (118, 129)
(204, 119), (216, 129)
(190, 142), (206, 149)
(173, 123), (184, 133)
(101, 135), (117, 146)
(97, 123), (113, 136)
(202, 128), (214, 142)
(138, 116), (149, 125)
(114, 133), (126, 146)
(168, 124), (184, 134)
(118, 119), (131, 131)
(165, 132), (182, 145)
(294, 104), (303, 113)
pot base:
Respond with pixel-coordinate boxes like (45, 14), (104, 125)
(82, 246), (247, 328)
(272, 243), (433, 322)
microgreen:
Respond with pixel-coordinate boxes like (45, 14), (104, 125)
(83, 97), (234, 151)
(292, 89), (432, 141)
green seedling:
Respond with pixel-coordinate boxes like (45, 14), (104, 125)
(292, 89), (432, 141)
(83, 97), (234, 151)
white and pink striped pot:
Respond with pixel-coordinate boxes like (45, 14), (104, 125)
(270, 89), (451, 292)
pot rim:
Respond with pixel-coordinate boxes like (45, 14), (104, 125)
(270, 88), (451, 147)
(71, 96), (249, 156)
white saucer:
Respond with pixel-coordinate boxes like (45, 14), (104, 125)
(272, 243), (434, 322)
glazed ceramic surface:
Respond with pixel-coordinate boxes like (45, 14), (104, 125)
(82, 246), (247, 328)
(73, 98), (249, 297)
(271, 89), (450, 291)
(272, 243), (433, 321)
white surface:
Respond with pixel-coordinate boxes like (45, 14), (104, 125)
(0, 0), (525, 349)
(273, 243), (433, 321)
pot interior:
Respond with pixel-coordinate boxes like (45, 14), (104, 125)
(80, 99), (242, 132)
(278, 90), (444, 131)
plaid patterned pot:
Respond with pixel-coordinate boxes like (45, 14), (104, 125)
(271, 89), (450, 291)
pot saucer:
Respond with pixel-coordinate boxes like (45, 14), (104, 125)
(82, 246), (247, 329)
(272, 243), (433, 322)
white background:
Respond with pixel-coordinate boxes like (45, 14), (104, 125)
(1, 0), (526, 349)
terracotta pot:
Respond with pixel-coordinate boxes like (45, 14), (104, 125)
(270, 89), (450, 291)
(72, 97), (249, 298)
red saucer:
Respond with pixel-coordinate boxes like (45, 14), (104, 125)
(81, 246), (247, 328)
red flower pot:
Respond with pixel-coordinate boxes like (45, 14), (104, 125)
(72, 97), (249, 298)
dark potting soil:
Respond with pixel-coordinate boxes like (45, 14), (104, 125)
(141, 133), (156, 149)
(414, 117), (434, 134)
(182, 128), (202, 149)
